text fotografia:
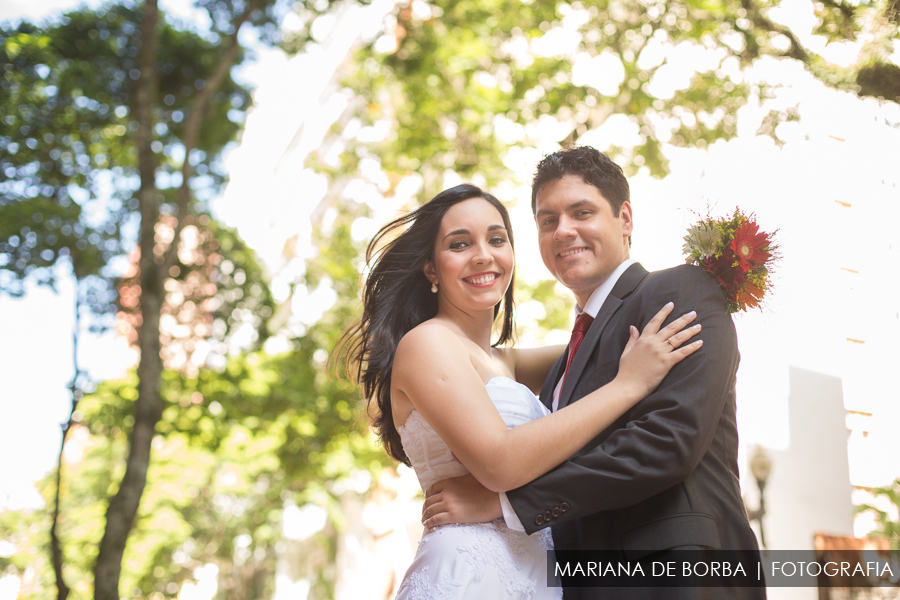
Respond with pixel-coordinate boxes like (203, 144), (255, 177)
(549, 550), (899, 588)
(771, 560), (893, 579)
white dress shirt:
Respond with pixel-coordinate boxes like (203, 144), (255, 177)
(499, 259), (636, 531)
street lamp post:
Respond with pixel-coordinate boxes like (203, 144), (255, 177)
(746, 445), (772, 549)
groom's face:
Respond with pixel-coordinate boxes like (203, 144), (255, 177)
(534, 174), (633, 308)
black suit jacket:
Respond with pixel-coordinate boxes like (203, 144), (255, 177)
(506, 263), (764, 600)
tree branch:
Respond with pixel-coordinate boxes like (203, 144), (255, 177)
(163, 0), (261, 273)
(888, 0), (900, 24)
(741, 0), (811, 63)
(50, 276), (84, 600)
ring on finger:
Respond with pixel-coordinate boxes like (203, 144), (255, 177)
(666, 338), (676, 349)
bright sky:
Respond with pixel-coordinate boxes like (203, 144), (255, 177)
(2, 0), (900, 523)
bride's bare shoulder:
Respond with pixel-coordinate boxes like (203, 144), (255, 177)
(395, 321), (466, 375)
(398, 321), (459, 354)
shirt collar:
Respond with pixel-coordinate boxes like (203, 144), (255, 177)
(576, 258), (636, 318)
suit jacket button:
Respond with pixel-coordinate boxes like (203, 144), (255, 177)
(535, 515), (544, 526)
(544, 510), (552, 521)
(560, 502), (570, 512)
(552, 507), (561, 518)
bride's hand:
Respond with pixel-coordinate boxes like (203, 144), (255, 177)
(614, 302), (703, 401)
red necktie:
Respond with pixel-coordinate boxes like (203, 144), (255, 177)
(561, 312), (594, 390)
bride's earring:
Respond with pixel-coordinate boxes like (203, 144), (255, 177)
(431, 281), (438, 293)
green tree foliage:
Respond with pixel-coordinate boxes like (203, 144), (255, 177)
(0, 2), (277, 597)
(0, 340), (385, 599)
(855, 478), (900, 586)
(300, 0), (897, 190)
(858, 477), (900, 554)
(309, 0), (745, 183)
(0, 2), (251, 304)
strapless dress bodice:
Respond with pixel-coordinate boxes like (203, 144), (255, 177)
(398, 376), (550, 494)
(394, 376), (561, 600)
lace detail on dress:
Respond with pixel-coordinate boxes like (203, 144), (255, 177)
(456, 523), (538, 599)
(397, 566), (462, 600)
(535, 528), (554, 554)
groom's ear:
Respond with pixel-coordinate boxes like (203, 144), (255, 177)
(620, 201), (634, 237)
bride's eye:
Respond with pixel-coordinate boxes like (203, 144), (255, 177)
(490, 236), (507, 245)
(449, 240), (468, 250)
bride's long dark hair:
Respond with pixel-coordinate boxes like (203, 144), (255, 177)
(334, 184), (517, 465)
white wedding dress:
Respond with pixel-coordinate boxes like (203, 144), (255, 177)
(395, 376), (563, 600)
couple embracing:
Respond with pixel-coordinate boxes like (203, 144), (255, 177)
(338, 146), (764, 600)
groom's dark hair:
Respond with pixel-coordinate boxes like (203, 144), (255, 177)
(530, 146), (630, 217)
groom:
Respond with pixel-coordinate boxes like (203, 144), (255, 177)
(425, 146), (764, 599)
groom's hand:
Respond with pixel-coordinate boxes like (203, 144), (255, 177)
(422, 473), (502, 528)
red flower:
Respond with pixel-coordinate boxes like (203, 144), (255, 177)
(730, 221), (770, 272)
(703, 250), (746, 304)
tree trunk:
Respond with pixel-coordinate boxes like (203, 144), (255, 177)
(93, 0), (162, 597)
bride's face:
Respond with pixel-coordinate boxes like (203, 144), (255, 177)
(424, 198), (514, 313)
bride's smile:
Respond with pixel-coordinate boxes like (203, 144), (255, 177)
(462, 271), (501, 286)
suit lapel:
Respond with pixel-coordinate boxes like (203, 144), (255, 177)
(557, 263), (649, 410)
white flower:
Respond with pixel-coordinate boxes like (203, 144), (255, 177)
(683, 222), (721, 260)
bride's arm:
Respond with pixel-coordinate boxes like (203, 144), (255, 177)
(393, 305), (701, 493)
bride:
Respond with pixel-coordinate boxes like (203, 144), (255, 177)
(337, 184), (702, 599)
